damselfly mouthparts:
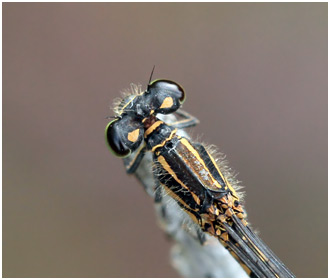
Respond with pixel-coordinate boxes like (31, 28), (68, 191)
(105, 79), (295, 278)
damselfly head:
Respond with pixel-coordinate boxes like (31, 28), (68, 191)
(105, 115), (144, 157)
(107, 78), (186, 157)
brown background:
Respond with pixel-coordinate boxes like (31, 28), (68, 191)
(3, 3), (327, 278)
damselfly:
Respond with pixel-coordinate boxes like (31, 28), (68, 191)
(105, 79), (295, 278)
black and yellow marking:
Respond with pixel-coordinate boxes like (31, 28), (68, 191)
(149, 129), (294, 278)
(127, 128), (140, 142)
(142, 122), (293, 277)
(160, 96), (174, 109)
(151, 129), (177, 152)
(157, 155), (190, 192)
(158, 182), (201, 225)
(144, 120), (163, 138)
(107, 79), (295, 279)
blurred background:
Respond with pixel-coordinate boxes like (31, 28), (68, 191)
(3, 3), (327, 277)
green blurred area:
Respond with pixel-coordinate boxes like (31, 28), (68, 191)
(3, 3), (327, 277)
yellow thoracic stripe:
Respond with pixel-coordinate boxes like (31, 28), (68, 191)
(157, 155), (189, 191)
(144, 120), (163, 137)
(144, 121), (164, 137)
(204, 150), (240, 198)
(179, 138), (223, 190)
(159, 182), (198, 212)
(151, 129), (177, 152)
(224, 176), (239, 200)
(181, 205), (200, 225)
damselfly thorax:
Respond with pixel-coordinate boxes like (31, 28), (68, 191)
(143, 114), (245, 228)
(105, 79), (295, 278)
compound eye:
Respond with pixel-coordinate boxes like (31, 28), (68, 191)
(149, 80), (185, 104)
(105, 119), (131, 157)
(105, 116), (144, 158)
(148, 80), (186, 115)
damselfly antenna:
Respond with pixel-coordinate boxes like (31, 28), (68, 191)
(147, 65), (155, 91)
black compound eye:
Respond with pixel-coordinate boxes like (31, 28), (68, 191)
(148, 80), (186, 115)
(105, 115), (144, 158)
(149, 79), (185, 103)
(105, 119), (131, 157)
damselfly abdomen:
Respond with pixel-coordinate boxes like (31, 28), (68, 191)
(105, 79), (295, 278)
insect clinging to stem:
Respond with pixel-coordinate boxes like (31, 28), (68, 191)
(105, 72), (295, 278)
